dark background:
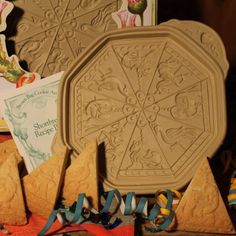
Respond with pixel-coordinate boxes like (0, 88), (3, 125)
(158, 0), (236, 225)
(158, 0), (236, 148)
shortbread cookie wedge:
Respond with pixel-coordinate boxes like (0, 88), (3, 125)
(174, 158), (235, 234)
(0, 155), (27, 225)
(22, 146), (69, 219)
(62, 140), (99, 210)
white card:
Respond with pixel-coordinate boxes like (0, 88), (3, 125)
(0, 71), (63, 173)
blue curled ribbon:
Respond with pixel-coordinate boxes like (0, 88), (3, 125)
(145, 189), (175, 232)
(38, 210), (58, 236)
(38, 189), (176, 235)
(124, 192), (135, 215)
(71, 193), (86, 223)
(38, 194), (88, 236)
(100, 189), (116, 214)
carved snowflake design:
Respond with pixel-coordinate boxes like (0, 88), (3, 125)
(8, 0), (120, 77)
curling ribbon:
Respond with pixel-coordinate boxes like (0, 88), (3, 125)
(38, 189), (182, 236)
(228, 170), (236, 206)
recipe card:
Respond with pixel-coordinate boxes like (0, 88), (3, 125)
(0, 72), (63, 173)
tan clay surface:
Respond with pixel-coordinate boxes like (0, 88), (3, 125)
(0, 139), (22, 165)
(0, 155), (27, 225)
(174, 158), (235, 234)
(55, 20), (228, 193)
(8, 0), (121, 77)
(22, 146), (69, 219)
(62, 140), (99, 210)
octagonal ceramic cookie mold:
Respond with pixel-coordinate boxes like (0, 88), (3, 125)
(54, 20), (228, 194)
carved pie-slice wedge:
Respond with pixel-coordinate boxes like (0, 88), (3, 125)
(174, 158), (235, 234)
(22, 146), (69, 219)
(0, 155), (27, 225)
(62, 140), (99, 210)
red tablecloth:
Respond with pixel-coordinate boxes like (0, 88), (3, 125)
(3, 214), (134, 236)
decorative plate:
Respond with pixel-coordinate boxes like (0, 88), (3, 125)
(55, 20), (228, 193)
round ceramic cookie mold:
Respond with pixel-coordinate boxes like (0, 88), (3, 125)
(54, 20), (228, 194)
(8, 0), (121, 77)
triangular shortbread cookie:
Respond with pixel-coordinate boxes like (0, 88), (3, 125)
(22, 146), (69, 219)
(175, 158), (235, 234)
(0, 155), (27, 225)
(0, 139), (22, 165)
(62, 140), (99, 210)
